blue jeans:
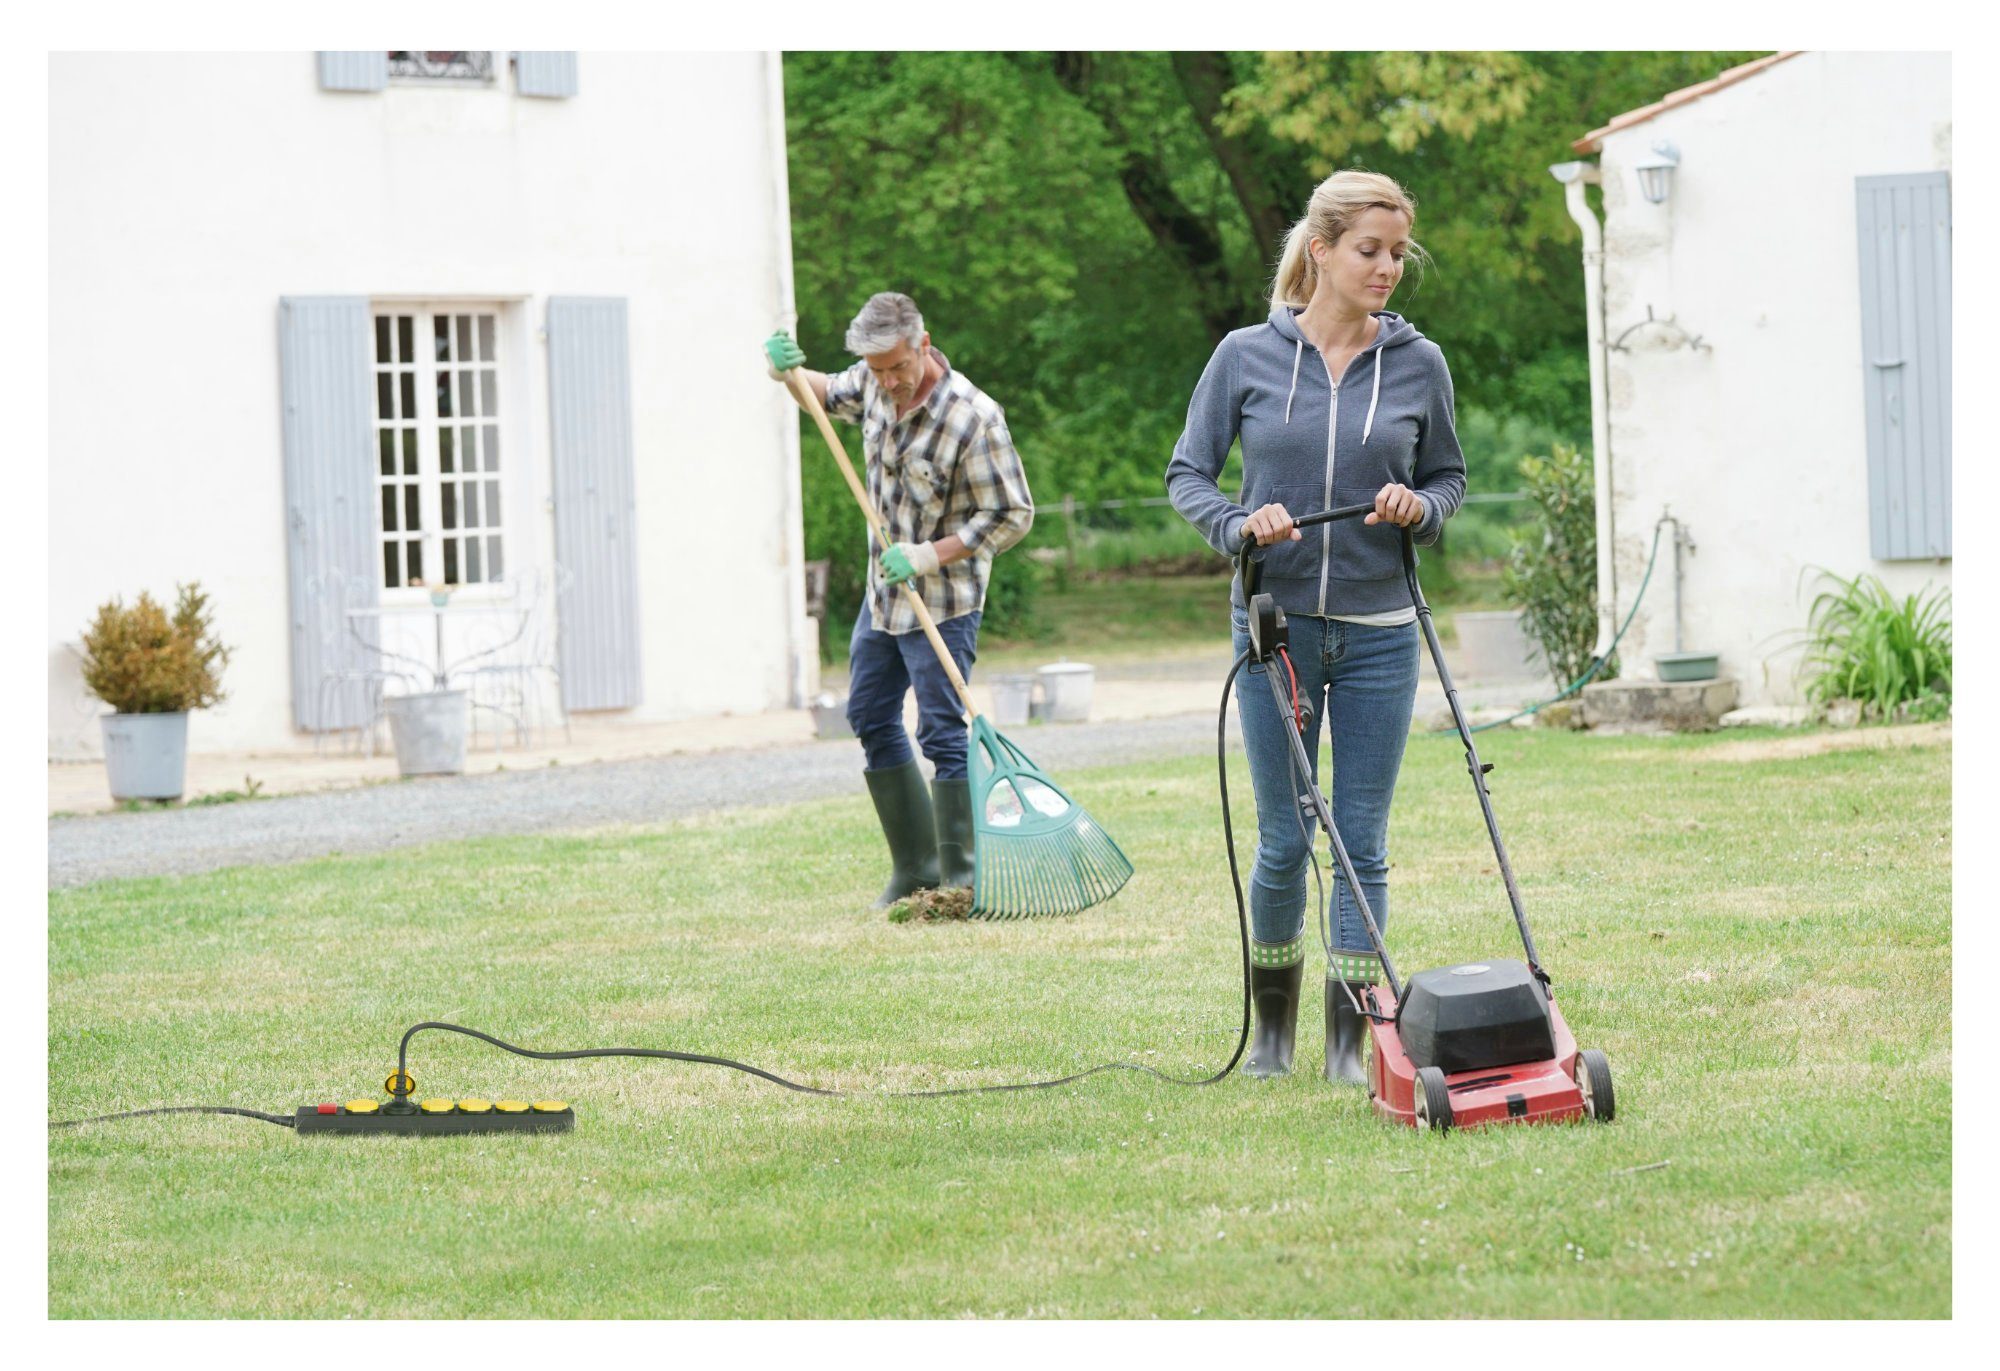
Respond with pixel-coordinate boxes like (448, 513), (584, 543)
(847, 601), (982, 780)
(1232, 608), (1420, 956)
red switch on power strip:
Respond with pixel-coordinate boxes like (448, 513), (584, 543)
(316, 1103), (338, 1115)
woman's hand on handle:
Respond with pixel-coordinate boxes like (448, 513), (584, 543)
(1364, 483), (1425, 528)
(1239, 503), (1303, 547)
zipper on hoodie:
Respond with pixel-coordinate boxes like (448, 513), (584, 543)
(1318, 352), (1338, 615)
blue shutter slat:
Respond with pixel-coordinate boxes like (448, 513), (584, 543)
(547, 297), (643, 710)
(1856, 172), (1951, 560)
(515, 52), (579, 99)
(279, 297), (381, 730)
(1915, 177), (1952, 557)
(317, 52), (388, 93)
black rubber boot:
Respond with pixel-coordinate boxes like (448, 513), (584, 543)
(863, 761), (941, 909)
(1243, 960), (1303, 1078)
(1323, 977), (1371, 1086)
(931, 777), (976, 889)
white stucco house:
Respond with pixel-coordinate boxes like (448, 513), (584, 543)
(49, 51), (810, 759)
(1552, 50), (1950, 706)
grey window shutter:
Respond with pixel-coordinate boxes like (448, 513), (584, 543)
(547, 297), (643, 710)
(317, 52), (388, 93)
(1856, 172), (1951, 560)
(278, 297), (381, 730)
(515, 52), (579, 98)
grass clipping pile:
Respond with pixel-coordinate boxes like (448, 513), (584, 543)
(887, 887), (974, 923)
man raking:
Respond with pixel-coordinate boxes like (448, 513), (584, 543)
(767, 292), (1033, 908)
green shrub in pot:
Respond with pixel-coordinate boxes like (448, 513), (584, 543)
(78, 583), (231, 800)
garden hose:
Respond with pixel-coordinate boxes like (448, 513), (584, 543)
(1431, 518), (1667, 736)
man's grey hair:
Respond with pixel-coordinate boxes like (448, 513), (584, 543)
(845, 292), (926, 357)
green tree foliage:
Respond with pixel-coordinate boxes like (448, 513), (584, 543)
(1221, 51), (1766, 437)
(782, 51), (1768, 647)
(1502, 443), (1604, 686)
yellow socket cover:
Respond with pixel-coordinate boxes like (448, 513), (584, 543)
(532, 1100), (568, 1113)
(345, 1098), (380, 1114)
(457, 1098), (493, 1113)
(495, 1099), (530, 1113)
(420, 1098), (456, 1114)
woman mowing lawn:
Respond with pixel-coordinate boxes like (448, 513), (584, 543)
(1165, 169), (1466, 1083)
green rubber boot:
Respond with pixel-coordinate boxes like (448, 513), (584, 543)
(931, 777), (976, 889)
(863, 761), (941, 909)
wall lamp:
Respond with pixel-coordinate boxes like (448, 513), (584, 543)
(1633, 141), (1680, 205)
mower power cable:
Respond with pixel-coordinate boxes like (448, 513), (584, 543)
(53, 662), (1265, 1131)
(385, 653), (1266, 1101)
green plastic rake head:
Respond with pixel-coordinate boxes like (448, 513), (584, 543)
(966, 716), (1133, 918)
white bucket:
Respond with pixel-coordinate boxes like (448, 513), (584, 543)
(384, 690), (469, 776)
(810, 691), (854, 740)
(990, 675), (1036, 727)
(1037, 662), (1094, 723)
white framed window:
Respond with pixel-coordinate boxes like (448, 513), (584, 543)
(370, 305), (508, 595)
(386, 52), (496, 83)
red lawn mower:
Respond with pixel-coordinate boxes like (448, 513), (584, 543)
(1230, 505), (1615, 1132)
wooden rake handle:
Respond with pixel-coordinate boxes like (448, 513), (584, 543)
(786, 371), (979, 722)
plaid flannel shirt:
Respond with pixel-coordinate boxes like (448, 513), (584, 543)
(824, 347), (1035, 635)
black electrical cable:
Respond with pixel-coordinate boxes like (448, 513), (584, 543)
(54, 655), (1265, 1130)
(50, 1105), (296, 1130)
(392, 654), (1264, 1101)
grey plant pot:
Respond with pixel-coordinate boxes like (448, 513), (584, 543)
(383, 689), (469, 776)
(1655, 651), (1721, 683)
(101, 711), (189, 801)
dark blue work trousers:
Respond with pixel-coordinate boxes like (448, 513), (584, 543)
(846, 598), (981, 780)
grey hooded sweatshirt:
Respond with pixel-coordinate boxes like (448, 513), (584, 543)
(1165, 306), (1467, 617)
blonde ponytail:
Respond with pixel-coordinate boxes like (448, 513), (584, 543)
(1270, 219), (1317, 312)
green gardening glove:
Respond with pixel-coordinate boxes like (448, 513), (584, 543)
(880, 541), (941, 588)
(763, 330), (806, 374)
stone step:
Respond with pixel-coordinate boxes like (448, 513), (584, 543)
(1579, 677), (1739, 733)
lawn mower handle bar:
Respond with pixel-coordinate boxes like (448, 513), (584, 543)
(1232, 499), (1549, 986)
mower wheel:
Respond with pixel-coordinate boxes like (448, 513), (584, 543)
(1413, 1067), (1453, 1132)
(1575, 1049), (1615, 1122)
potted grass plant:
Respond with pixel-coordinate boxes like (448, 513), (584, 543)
(78, 582), (231, 801)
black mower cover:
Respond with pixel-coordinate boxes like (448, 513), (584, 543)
(1396, 959), (1556, 1073)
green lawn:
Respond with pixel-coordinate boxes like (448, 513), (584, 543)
(48, 727), (1951, 1318)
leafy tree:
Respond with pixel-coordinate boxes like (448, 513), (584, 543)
(780, 51), (1770, 651)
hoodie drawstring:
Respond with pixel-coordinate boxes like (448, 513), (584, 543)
(1361, 347), (1383, 445)
(1283, 338), (1302, 425)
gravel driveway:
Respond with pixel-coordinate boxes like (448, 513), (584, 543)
(48, 712), (1237, 889)
(49, 659), (1540, 890)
